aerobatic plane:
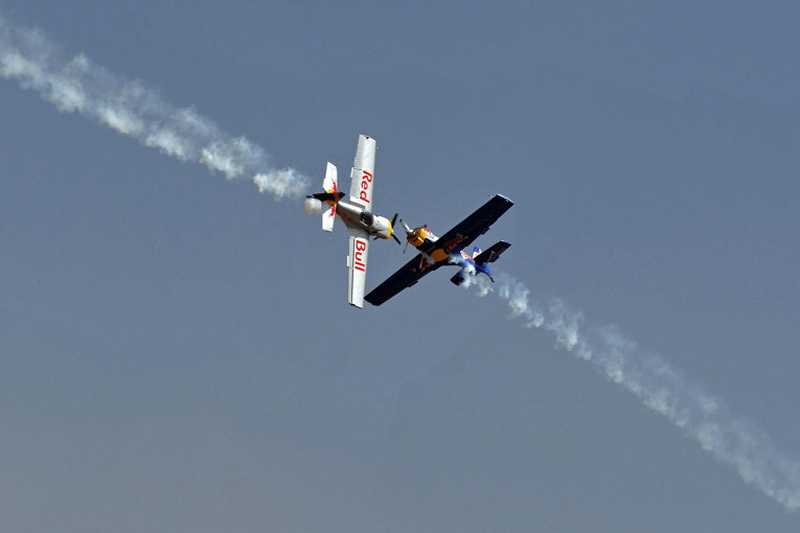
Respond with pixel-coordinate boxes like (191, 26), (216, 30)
(364, 194), (513, 306)
(305, 134), (400, 308)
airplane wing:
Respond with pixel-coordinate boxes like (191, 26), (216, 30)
(364, 254), (442, 306)
(348, 135), (377, 209)
(425, 194), (514, 256)
(347, 226), (370, 308)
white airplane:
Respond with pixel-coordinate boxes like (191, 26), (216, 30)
(305, 135), (399, 308)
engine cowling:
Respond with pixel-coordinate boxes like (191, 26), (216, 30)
(366, 214), (393, 240)
(408, 227), (432, 248)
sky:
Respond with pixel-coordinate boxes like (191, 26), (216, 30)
(1, 2), (799, 531)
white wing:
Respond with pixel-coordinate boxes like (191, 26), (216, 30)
(348, 135), (377, 210)
(346, 226), (369, 308)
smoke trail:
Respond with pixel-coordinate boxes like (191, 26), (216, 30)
(467, 273), (800, 512)
(0, 14), (308, 199)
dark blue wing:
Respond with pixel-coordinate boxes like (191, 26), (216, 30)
(364, 254), (441, 306)
(425, 194), (513, 257)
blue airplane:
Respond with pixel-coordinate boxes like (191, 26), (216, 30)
(449, 242), (512, 286)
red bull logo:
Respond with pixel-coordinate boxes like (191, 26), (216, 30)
(354, 238), (367, 272)
(359, 170), (372, 204)
(326, 181), (338, 214)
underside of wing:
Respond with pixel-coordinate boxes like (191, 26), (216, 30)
(364, 254), (438, 306)
(347, 226), (370, 308)
(348, 135), (377, 209)
(427, 194), (514, 257)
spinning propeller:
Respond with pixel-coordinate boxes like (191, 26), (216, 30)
(389, 213), (401, 245)
(400, 219), (427, 253)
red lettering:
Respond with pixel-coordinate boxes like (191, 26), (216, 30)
(354, 258), (366, 271)
(353, 238), (367, 271)
(358, 170), (372, 204)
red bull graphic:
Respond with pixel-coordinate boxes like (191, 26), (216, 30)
(354, 238), (367, 272)
(359, 170), (373, 204)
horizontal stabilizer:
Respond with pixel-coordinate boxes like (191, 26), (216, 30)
(323, 161), (337, 192)
(450, 271), (467, 286)
(322, 205), (336, 232)
(474, 241), (511, 264)
(320, 162), (340, 232)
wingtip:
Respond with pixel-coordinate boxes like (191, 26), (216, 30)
(495, 193), (514, 205)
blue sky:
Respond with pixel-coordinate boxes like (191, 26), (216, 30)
(2, 2), (799, 531)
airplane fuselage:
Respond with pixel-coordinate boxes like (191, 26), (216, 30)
(407, 226), (464, 263)
(334, 200), (394, 240)
(405, 225), (496, 281)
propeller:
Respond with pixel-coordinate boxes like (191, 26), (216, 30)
(399, 219), (418, 253)
(390, 213), (401, 245)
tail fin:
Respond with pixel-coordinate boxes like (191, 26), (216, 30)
(322, 162), (338, 232)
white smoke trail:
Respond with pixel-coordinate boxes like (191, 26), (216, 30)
(0, 14), (308, 199)
(467, 272), (800, 512)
